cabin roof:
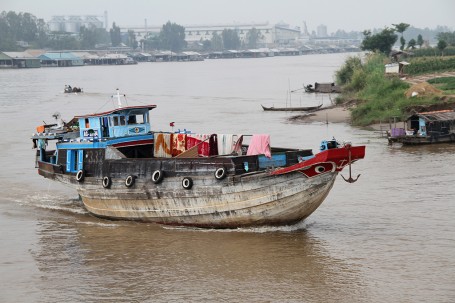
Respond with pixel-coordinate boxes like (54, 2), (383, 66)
(2, 51), (36, 59)
(408, 110), (455, 122)
(74, 105), (157, 118)
(39, 52), (80, 60)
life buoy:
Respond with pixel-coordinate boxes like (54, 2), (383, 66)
(125, 175), (135, 187)
(151, 170), (164, 184)
(102, 176), (111, 188)
(76, 170), (84, 182)
(182, 177), (193, 190)
(214, 167), (227, 180)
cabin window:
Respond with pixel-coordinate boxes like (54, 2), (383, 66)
(128, 114), (145, 124)
(119, 116), (126, 126)
(127, 115), (136, 124)
(85, 118), (89, 128)
(111, 116), (119, 126)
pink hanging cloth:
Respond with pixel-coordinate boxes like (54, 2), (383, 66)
(246, 134), (271, 158)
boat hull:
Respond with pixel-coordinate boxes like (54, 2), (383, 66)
(81, 172), (337, 228)
(261, 104), (323, 112)
(389, 133), (455, 145)
(39, 160), (338, 228)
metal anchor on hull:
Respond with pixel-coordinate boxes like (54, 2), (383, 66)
(341, 144), (360, 183)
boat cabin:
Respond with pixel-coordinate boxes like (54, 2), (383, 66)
(74, 105), (155, 139)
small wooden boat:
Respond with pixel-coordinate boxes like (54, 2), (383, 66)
(261, 104), (323, 112)
(31, 90), (365, 228)
(64, 85), (83, 93)
(304, 82), (341, 93)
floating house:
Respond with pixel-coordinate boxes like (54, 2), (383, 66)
(154, 51), (177, 62)
(38, 52), (84, 67)
(129, 52), (153, 62)
(175, 51), (203, 61)
(0, 52), (41, 68)
(388, 110), (455, 145)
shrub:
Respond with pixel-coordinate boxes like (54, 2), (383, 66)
(335, 56), (362, 85)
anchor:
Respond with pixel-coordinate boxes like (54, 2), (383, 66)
(341, 144), (360, 183)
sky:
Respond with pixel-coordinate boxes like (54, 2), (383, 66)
(2, 0), (455, 33)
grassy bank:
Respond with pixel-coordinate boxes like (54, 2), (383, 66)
(335, 53), (455, 126)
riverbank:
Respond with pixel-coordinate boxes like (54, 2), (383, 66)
(288, 105), (351, 124)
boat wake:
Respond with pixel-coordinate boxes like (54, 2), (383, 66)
(164, 220), (315, 233)
(14, 193), (88, 216)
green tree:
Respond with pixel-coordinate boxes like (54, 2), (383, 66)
(210, 32), (223, 51)
(201, 39), (211, 51)
(416, 34), (424, 48)
(143, 34), (160, 51)
(245, 28), (263, 49)
(158, 21), (186, 52)
(407, 38), (416, 49)
(110, 22), (121, 46)
(393, 23), (410, 50)
(80, 25), (99, 49)
(16, 12), (37, 42)
(361, 28), (398, 55)
(126, 30), (138, 49)
(399, 36), (406, 51)
(437, 40), (447, 56)
(335, 56), (363, 86)
(47, 33), (80, 50)
(34, 18), (49, 48)
(0, 12), (17, 50)
(436, 32), (455, 46)
(0, 11), (45, 50)
(222, 29), (240, 50)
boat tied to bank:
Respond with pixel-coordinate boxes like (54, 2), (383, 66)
(31, 90), (365, 228)
(388, 110), (455, 145)
(304, 82), (342, 93)
(261, 103), (323, 112)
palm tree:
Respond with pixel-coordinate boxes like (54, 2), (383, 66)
(393, 23), (410, 50)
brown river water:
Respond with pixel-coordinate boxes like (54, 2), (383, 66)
(0, 53), (454, 302)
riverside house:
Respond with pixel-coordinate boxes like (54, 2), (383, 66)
(0, 51), (41, 68)
(38, 52), (84, 67)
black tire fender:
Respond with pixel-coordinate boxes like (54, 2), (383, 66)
(125, 175), (135, 187)
(151, 170), (164, 184)
(102, 176), (111, 188)
(76, 170), (84, 182)
(214, 167), (227, 180)
(182, 177), (193, 190)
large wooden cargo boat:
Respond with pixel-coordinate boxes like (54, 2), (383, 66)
(31, 91), (365, 228)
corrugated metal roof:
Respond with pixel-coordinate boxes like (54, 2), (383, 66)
(408, 110), (455, 122)
(39, 52), (80, 60)
(75, 105), (156, 118)
(2, 51), (36, 59)
(102, 54), (128, 59)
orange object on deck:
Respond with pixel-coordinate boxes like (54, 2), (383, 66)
(36, 125), (45, 133)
